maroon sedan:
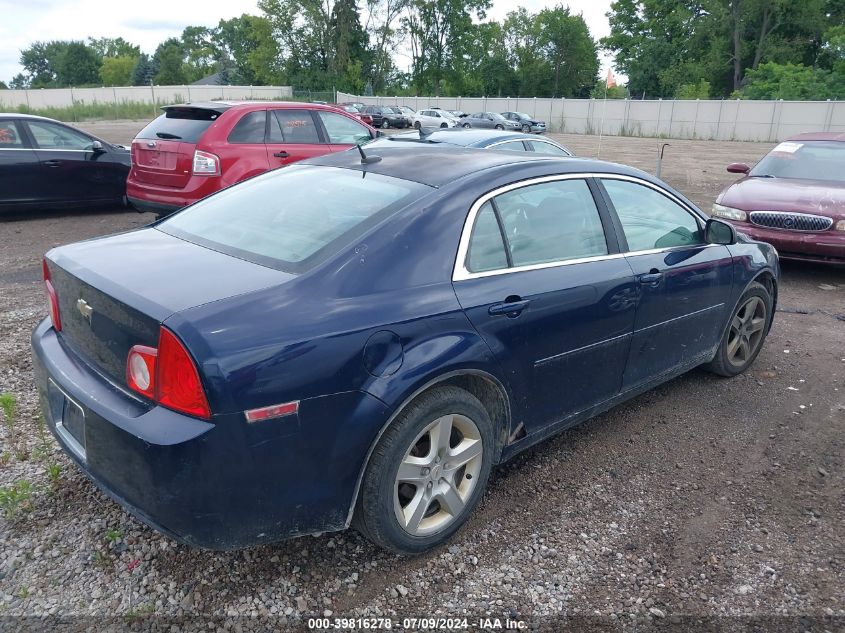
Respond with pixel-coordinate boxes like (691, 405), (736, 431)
(712, 133), (845, 264)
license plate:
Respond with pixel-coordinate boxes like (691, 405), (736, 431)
(49, 380), (86, 461)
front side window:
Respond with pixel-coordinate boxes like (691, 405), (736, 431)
(602, 179), (703, 251)
(317, 111), (372, 144)
(528, 140), (571, 156)
(159, 166), (429, 272)
(227, 111), (267, 144)
(268, 110), (321, 144)
(27, 121), (93, 150)
(493, 141), (527, 152)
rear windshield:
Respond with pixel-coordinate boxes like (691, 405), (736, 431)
(157, 165), (430, 273)
(752, 141), (845, 183)
(136, 107), (224, 143)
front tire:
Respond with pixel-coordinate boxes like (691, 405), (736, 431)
(495, 124), (504, 130)
(440, 122), (447, 128)
(354, 386), (494, 555)
(414, 121), (421, 130)
(382, 119), (390, 129)
(705, 281), (772, 377)
(462, 122), (471, 129)
(522, 124), (531, 133)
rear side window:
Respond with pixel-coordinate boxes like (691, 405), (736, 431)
(227, 111), (267, 144)
(467, 202), (508, 272)
(602, 179), (703, 251)
(494, 179), (607, 267)
(528, 140), (571, 156)
(493, 141), (527, 152)
(0, 120), (26, 147)
(136, 107), (222, 143)
(159, 165), (429, 273)
(269, 110), (321, 144)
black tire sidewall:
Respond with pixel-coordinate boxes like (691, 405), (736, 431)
(711, 282), (772, 376)
(357, 387), (494, 555)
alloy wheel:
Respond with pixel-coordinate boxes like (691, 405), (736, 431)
(522, 124), (530, 132)
(726, 296), (767, 367)
(393, 413), (483, 536)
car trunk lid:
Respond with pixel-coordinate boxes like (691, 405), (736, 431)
(46, 228), (293, 386)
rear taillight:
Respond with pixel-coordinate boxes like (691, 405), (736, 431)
(192, 150), (220, 176)
(126, 327), (211, 419)
(42, 258), (61, 332)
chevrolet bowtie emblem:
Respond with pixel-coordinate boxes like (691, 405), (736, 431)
(76, 299), (93, 323)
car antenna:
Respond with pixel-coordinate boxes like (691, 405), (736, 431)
(357, 143), (382, 164)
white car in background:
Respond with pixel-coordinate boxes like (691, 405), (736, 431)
(413, 109), (459, 129)
(395, 106), (417, 126)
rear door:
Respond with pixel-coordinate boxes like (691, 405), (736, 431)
(0, 118), (41, 206)
(24, 119), (122, 204)
(266, 109), (327, 169)
(453, 176), (637, 433)
(315, 110), (374, 152)
(219, 109), (269, 184)
(598, 177), (734, 389)
(131, 106), (224, 188)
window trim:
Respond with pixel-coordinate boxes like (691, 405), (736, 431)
(452, 173), (710, 282)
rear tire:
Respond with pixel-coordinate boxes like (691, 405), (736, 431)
(440, 122), (447, 128)
(462, 123), (471, 129)
(354, 386), (494, 555)
(382, 119), (389, 129)
(705, 281), (772, 377)
(414, 121), (421, 130)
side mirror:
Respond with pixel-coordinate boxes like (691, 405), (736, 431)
(375, 130), (386, 138)
(91, 140), (105, 153)
(727, 162), (749, 174)
(705, 218), (736, 245)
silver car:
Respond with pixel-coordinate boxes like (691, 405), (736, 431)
(414, 109), (459, 129)
(459, 112), (521, 131)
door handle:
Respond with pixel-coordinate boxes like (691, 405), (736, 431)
(272, 151), (289, 158)
(638, 271), (663, 287)
(488, 299), (530, 317)
(44, 160), (62, 168)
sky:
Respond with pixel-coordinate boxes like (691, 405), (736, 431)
(0, 0), (616, 86)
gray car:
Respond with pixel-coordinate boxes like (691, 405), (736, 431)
(459, 112), (521, 131)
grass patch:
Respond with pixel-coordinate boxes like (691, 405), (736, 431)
(0, 480), (34, 520)
(0, 393), (27, 461)
(12, 101), (163, 123)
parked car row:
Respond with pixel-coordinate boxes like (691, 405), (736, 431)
(338, 104), (549, 133)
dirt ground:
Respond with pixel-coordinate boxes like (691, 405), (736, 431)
(0, 123), (843, 630)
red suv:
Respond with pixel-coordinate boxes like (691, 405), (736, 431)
(127, 101), (378, 216)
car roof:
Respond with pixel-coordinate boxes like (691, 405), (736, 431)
(786, 132), (845, 142)
(371, 129), (554, 148)
(0, 112), (68, 122)
(302, 145), (637, 188)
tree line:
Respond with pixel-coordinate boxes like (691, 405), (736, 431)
(603, 0), (845, 100)
(6, 0), (844, 100)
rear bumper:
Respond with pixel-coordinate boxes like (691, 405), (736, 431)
(729, 222), (845, 264)
(32, 319), (391, 549)
(126, 174), (222, 214)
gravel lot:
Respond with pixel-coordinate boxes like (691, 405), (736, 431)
(0, 122), (843, 631)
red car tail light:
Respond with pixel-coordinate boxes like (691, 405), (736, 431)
(42, 258), (62, 332)
(192, 150), (220, 176)
(125, 327), (211, 419)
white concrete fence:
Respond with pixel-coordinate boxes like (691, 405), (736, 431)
(0, 85), (293, 110)
(338, 91), (844, 143)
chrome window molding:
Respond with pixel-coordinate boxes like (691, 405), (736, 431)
(0, 147), (94, 152)
(452, 172), (708, 282)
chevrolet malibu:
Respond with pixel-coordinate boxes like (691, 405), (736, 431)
(33, 147), (779, 554)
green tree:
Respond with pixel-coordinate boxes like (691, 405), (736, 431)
(740, 62), (839, 99)
(99, 56), (137, 86)
(180, 26), (220, 82)
(152, 38), (188, 85)
(216, 14), (283, 85)
(131, 53), (155, 86)
(9, 74), (27, 89)
(88, 37), (140, 59)
(676, 78), (711, 98)
(536, 6), (599, 97)
(54, 41), (101, 86)
(590, 80), (627, 98)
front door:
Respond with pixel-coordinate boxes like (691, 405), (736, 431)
(453, 177), (638, 433)
(598, 177), (734, 389)
(314, 110), (375, 152)
(266, 109), (328, 169)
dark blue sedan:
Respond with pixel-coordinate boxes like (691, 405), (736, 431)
(32, 146), (779, 553)
(369, 128), (573, 156)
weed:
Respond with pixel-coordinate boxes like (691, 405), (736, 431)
(0, 480), (34, 520)
(124, 602), (154, 623)
(105, 529), (123, 543)
(35, 416), (61, 486)
(17, 586), (29, 599)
